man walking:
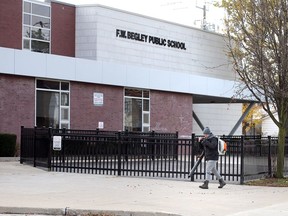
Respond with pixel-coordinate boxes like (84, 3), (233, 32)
(199, 127), (226, 189)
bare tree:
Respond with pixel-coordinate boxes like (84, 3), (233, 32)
(218, 0), (288, 177)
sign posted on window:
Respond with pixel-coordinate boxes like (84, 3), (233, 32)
(53, 136), (62, 151)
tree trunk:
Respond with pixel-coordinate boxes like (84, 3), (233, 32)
(276, 126), (286, 178)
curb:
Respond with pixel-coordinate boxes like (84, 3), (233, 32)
(0, 157), (20, 162)
(0, 207), (181, 216)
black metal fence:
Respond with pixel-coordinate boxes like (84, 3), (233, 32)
(20, 126), (288, 184)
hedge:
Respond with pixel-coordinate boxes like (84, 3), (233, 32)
(0, 133), (17, 157)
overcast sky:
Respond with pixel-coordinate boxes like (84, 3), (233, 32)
(49, 0), (224, 31)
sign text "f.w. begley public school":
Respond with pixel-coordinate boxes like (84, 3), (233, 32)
(116, 29), (186, 50)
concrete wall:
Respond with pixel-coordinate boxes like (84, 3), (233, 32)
(76, 5), (236, 81)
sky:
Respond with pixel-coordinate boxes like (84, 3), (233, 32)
(49, 0), (225, 32)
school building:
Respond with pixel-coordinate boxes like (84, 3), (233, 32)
(0, 0), (255, 144)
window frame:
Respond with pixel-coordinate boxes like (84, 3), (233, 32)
(23, 0), (51, 53)
(124, 88), (150, 132)
(35, 79), (70, 129)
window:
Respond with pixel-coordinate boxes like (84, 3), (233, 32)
(23, 0), (51, 53)
(36, 80), (70, 129)
(124, 88), (150, 132)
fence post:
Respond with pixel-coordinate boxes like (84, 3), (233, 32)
(191, 133), (195, 182)
(20, 126), (24, 164)
(117, 132), (122, 176)
(240, 135), (244, 184)
(62, 128), (66, 165)
(48, 127), (52, 171)
(33, 126), (37, 167)
(268, 136), (272, 177)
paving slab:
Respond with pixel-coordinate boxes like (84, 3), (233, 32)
(0, 160), (288, 216)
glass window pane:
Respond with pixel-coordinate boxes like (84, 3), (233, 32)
(61, 93), (69, 106)
(24, 14), (31, 25)
(143, 99), (149, 111)
(61, 82), (69, 91)
(143, 90), (149, 98)
(36, 91), (60, 128)
(124, 98), (142, 131)
(32, 15), (50, 29)
(23, 39), (30, 49)
(31, 40), (49, 53)
(32, 3), (50, 17)
(125, 89), (142, 97)
(37, 80), (59, 90)
(61, 108), (69, 120)
(31, 27), (50, 40)
(23, 26), (30, 38)
(143, 127), (149, 132)
(24, 2), (31, 13)
(61, 123), (69, 129)
(143, 113), (149, 124)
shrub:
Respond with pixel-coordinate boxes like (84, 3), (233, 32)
(0, 133), (17, 157)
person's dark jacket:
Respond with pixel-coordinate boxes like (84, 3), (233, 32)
(200, 134), (219, 161)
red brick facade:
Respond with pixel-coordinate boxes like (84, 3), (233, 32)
(51, 2), (75, 57)
(0, 0), (22, 49)
(70, 82), (123, 130)
(150, 91), (193, 136)
(0, 74), (35, 143)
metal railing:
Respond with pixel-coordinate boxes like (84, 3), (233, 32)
(20, 127), (288, 184)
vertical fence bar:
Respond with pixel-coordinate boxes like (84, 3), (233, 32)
(240, 135), (244, 184)
(268, 136), (272, 177)
(48, 127), (52, 171)
(117, 132), (122, 176)
(20, 126), (24, 164)
(33, 126), (37, 167)
(191, 133), (195, 182)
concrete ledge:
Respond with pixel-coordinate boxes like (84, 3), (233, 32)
(0, 207), (181, 216)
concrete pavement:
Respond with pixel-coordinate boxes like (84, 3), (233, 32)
(0, 159), (288, 216)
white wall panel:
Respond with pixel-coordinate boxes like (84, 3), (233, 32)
(0, 47), (14, 75)
(76, 5), (235, 82)
(102, 61), (126, 86)
(46, 55), (76, 80)
(75, 58), (102, 83)
(126, 65), (150, 88)
(15, 50), (46, 77)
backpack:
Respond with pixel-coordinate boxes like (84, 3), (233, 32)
(217, 137), (227, 155)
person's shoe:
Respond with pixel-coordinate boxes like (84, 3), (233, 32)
(199, 180), (209, 189)
(218, 178), (226, 188)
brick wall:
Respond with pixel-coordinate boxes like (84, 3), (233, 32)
(51, 2), (75, 57)
(70, 82), (123, 130)
(150, 91), (193, 136)
(0, 74), (35, 144)
(0, 0), (22, 49)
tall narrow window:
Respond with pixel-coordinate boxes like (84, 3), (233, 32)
(23, 0), (51, 53)
(36, 80), (70, 129)
(124, 88), (150, 132)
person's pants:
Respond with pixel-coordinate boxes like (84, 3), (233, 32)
(205, 160), (222, 181)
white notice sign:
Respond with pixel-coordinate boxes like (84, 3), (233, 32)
(93, 92), (104, 106)
(53, 136), (62, 151)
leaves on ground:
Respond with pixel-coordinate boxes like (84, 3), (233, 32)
(245, 177), (288, 187)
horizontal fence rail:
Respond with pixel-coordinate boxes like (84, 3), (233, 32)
(20, 127), (288, 184)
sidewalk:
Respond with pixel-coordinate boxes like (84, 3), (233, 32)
(0, 160), (288, 216)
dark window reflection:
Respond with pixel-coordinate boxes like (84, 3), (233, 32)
(37, 80), (59, 90)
